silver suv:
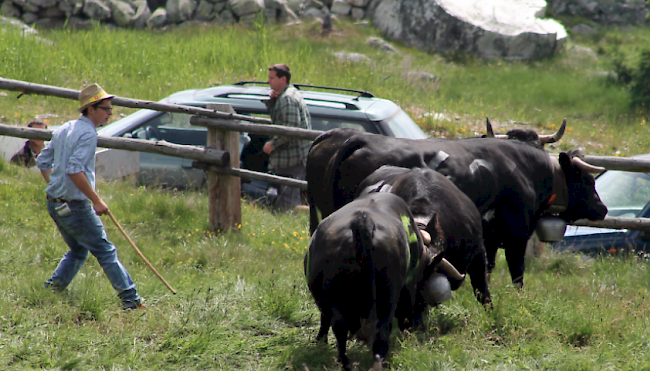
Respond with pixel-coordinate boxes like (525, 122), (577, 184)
(97, 82), (428, 190)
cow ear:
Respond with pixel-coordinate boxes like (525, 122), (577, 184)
(558, 152), (573, 173)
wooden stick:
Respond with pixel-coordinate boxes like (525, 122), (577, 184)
(106, 210), (177, 295)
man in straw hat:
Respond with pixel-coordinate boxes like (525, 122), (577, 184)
(36, 84), (144, 310)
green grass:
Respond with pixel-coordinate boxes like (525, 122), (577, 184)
(1, 19), (649, 156)
(3, 18), (650, 370)
(3, 162), (650, 369)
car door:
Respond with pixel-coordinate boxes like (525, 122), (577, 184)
(122, 111), (207, 188)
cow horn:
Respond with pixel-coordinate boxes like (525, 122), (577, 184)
(572, 156), (605, 173)
(420, 229), (432, 245)
(539, 119), (566, 144)
(438, 258), (465, 281)
(485, 117), (507, 139)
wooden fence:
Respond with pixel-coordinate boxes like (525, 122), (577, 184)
(2, 77), (650, 233)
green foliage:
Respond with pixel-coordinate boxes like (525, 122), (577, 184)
(630, 50), (650, 111)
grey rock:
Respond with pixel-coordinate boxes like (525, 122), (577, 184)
(372, 0), (567, 61)
(146, 6), (167, 27)
(132, 2), (152, 28)
(330, 0), (350, 15)
(546, 0), (648, 25)
(348, 0), (368, 6)
(10, 0), (25, 7)
(302, 6), (323, 19)
(166, 0), (197, 24)
(195, 0), (213, 20)
(571, 23), (595, 34)
(83, 0), (112, 20)
(21, 11), (37, 23)
(333, 51), (371, 62)
(30, 0), (57, 7)
(66, 16), (99, 29)
(227, 0), (264, 17)
(263, 7), (277, 23)
(0, 1), (21, 18)
(33, 17), (66, 28)
(351, 6), (363, 19)
(0, 15), (36, 34)
(113, 0), (136, 27)
(213, 1), (226, 13)
(305, 0), (322, 7)
(40, 5), (65, 18)
(22, 2), (40, 13)
(406, 71), (436, 82)
(366, 36), (398, 53)
(216, 8), (235, 23)
(566, 44), (597, 60)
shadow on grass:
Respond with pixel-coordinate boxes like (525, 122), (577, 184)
(280, 338), (380, 371)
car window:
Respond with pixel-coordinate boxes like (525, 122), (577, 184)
(311, 117), (377, 133)
(596, 171), (650, 218)
(381, 109), (427, 139)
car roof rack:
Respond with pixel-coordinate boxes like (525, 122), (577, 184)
(233, 81), (375, 99)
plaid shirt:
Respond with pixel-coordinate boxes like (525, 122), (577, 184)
(268, 85), (311, 170)
(10, 141), (38, 167)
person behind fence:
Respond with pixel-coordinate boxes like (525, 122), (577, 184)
(36, 83), (144, 310)
(262, 63), (312, 211)
(11, 118), (48, 167)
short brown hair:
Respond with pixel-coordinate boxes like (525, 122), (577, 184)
(27, 119), (47, 128)
(268, 63), (291, 84)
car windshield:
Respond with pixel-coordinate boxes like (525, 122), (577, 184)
(596, 170), (650, 218)
(382, 110), (427, 139)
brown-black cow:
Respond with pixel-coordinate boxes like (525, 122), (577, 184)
(304, 192), (443, 371)
(307, 127), (608, 287)
(356, 166), (491, 307)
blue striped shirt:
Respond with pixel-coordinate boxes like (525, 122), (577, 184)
(36, 116), (97, 201)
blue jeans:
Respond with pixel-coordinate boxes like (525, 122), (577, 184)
(45, 199), (141, 308)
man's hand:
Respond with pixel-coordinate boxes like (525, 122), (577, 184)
(270, 90), (280, 99)
(92, 198), (109, 216)
(69, 172), (108, 215)
(263, 141), (274, 155)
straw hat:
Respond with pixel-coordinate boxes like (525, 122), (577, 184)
(78, 84), (115, 113)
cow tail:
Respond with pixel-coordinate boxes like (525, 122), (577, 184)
(351, 211), (379, 341)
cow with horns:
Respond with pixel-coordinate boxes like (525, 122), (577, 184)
(356, 165), (491, 307)
(305, 192), (459, 370)
(306, 119), (607, 287)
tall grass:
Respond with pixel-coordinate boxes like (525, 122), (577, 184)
(2, 161), (650, 369)
(1, 20), (649, 155)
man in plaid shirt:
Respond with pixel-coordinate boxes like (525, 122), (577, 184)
(263, 63), (312, 211)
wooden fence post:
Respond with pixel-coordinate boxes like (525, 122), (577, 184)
(206, 104), (241, 232)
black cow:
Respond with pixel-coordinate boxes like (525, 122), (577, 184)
(356, 166), (491, 307)
(309, 130), (608, 287)
(305, 192), (442, 371)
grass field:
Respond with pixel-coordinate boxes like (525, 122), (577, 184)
(2, 161), (650, 370)
(2, 18), (650, 370)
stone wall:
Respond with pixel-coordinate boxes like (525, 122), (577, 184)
(0, 0), (370, 29)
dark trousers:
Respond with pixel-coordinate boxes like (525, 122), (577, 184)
(272, 164), (305, 211)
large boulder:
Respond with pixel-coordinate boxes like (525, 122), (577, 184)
(132, 2), (152, 28)
(372, 0), (567, 61)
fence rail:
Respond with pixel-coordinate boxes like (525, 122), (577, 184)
(2, 78), (650, 233)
